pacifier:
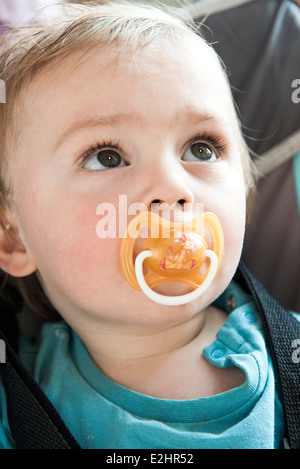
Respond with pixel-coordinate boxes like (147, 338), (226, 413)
(120, 211), (224, 306)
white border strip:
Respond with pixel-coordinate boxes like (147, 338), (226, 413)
(185, 0), (256, 18)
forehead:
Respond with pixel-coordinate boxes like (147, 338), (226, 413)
(19, 34), (236, 137)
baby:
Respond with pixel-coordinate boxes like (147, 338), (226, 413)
(0, 1), (291, 449)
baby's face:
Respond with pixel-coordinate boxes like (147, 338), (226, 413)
(9, 36), (246, 327)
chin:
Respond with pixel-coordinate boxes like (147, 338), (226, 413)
(126, 285), (212, 326)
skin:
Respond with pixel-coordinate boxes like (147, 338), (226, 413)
(1, 36), (246, 398)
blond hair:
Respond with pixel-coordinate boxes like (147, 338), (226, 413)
(0, 1), (256, 319)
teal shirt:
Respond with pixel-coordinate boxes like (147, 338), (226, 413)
(0, 282), (291, 449)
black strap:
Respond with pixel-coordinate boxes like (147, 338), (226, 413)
(0, 329), (81, 449)
(235, 263), (300, 449)
(0, 286), (80, 449)
(0, 285), (22, 354)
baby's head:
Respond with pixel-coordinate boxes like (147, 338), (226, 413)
(0, 1), (256, 325)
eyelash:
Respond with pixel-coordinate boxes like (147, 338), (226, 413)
(78, 132), (227, 169)
(79, 140), (124, 167)
(185, 132), (227, 156)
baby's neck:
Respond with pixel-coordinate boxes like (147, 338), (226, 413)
(86, 309), (208, 361)
(75, 306), (235, 399)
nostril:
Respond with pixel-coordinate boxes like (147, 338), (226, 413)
(150, 199), (186, 206)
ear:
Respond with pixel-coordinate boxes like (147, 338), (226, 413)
(0, 215), (37, 278)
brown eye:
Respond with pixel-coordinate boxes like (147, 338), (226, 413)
(191, 143), (214, 160)
(97, 149), (122, 168)
(83, 148), (126, 171)
(183, 142), (217, 162)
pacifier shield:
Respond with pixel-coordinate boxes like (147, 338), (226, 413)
(120, 210), (224, 306)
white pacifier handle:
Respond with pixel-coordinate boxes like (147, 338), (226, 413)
(135, 250), (219, 306)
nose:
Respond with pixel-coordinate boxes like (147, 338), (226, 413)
(140, 160), (195, 213)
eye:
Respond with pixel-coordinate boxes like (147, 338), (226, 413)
(183, 142), (217, 163)
(83, 147), (127, 171)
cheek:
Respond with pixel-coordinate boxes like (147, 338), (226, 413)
(215, 187), (246, 286)
(54, 233), (118, 302)
(16, 188), (121, 306)
(195, 160), (246, 288)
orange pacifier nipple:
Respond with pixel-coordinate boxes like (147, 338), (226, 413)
(120, 211), (224, 306)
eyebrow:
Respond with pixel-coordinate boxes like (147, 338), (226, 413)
(54, 111), (217, 151)
(54, 114), (122, 151)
